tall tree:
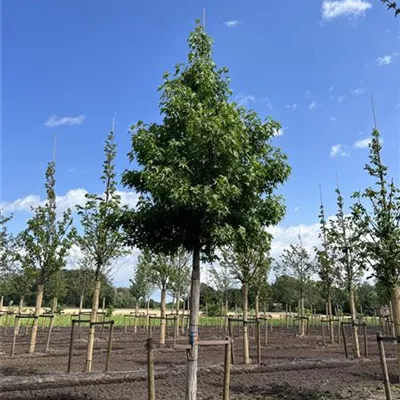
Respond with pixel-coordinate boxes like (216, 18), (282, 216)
(147, 252), (175, 344)
(210, 261), (234, 328)
(327, 187), (365, 358)
(130, 250), (155, 329)
(223, 234), (271, 364)
(17, 162), (75, 352)
(117, 22), (290, 398)
(77, 127), (127, 372)
(315, 189), (336, 342)
(275, 242), (314, 337)
(352, 128), (400, 367)
(0, 212), (13, 307)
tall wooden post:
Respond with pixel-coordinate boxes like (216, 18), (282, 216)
(377, 332), (392, 400)
(147, 338), (155, 400)
(256, 319), (261, 365)
(105, 322), (114, 372)
(67, 320), (76, 373)
(223, 338), (231, 400)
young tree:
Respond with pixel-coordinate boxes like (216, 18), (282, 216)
(352, 128), (400, 366)
(210, 261), (234, 329)
(271, 275), (298, 313)
(327, 187), (365, 358)
(0, 212), (13, 308)
(251, 256), (272, 318)
(17, 162), (75, 352)
(117, 22), (290, 397)
(223, 234), (271, 364)
(147, 252), (175, 344)
(77, 128), (127, 372)
(275, 242), (314, 337)
(130, 250), (155, 328)
(315, 190), (336, 342)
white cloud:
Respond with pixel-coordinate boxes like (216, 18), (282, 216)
(274, 126), (289, 137)
(262, 97), (273, 110)
(224, 20), (241, 27)
(376, 55), (392, 66)
(350, 88), (366, 96)
(330, 144), (349, 158)
(338, 95), (347, 103)
(1, 188), (139, 215)
(308, 101), (321, 110)
(328, 86), (334, 92)
(322, 0), (372, 21)
(235, 94), (256, 107)
(286, 103), (298, 111)
(44, 115), (86, 127)
(354, 138), (371, 148)
(354, 137), (383, 148)
(330, 116), (338, 123)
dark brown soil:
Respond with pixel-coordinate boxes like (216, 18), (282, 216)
(1, 323), (399, 399)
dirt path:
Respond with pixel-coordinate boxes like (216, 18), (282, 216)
(0, 325), (398, 399)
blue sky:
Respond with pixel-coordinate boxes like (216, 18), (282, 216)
(1, 0), (400, 286)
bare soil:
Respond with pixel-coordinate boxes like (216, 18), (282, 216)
(1, 322), (399, 399)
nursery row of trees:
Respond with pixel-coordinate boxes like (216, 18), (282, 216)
(1, 20), (399, 399)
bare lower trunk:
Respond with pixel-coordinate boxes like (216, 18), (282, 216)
(186, 247), (201, 400)
(160, 288), (167, 344)
(242, 283), (250, 364)
(52, 297), (58, 313)
(255, 293), (259, 320)
(390, 299), (397, 338)
(15, 297), (25, 335)
(391, 287), (400, 380)
(45, 297), (57, 352)
(29, 283), (44, 353)
(299, 293), (305, 337)
(349, 288), (360, 358)
(225, 298), (228, 331)
(175, 292), (180, 338)
(327, 296), (334, 343)
(0, 295), (4, 309)
(146, 299), (150, 329)
(85, 278), (101, 372)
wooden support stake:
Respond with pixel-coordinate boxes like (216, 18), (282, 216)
(147, 338), (155, 400)
(124, 315), (127, 334)
(11, 317), (18, 356)
(265, 318), (269, 346)
(173, 316), (177, 349)
(105, 322), (114, 372)
(223, 338), (231, 400)
(67, 321), (76, 373)
(256, 319), (261, 365)
(322, 323), (326, 346)
(228, 319), (235, 364)
(341, 323), (348, 359)
(45, 315), (54, 353)
(364, 323), (368, 358)
(101, 313), (106, 340)
(338, 320), (341, 344)
(377, 332), (392, 400)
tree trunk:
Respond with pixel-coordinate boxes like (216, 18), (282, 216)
(328, 296), (334, 343)
(349, 288), (360, 358)
(0, 295), (4, 309)
(390, 287), (400, 382)
(85, 278), (101, 372)
(242, 282), (250, 365)
(225, 298), (229, 331)
(16, 297), (25, 335)
(255, 293), (259, 319)
(175, 292), (180, 338)
(45, 297), (57, 352)
(300, 295), (305, 337)
(52, 297), (58, 313)
(146, 298), (150, 329)
(29, 283), (44, 353)
(186, 247), (201, 400)
(160, 288), (167, 345)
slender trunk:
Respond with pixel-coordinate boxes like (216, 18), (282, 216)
(242, 282), (250, 364)
(225, 298), (229, 331)
(15, 297), (25, 335)
(186, 247), (201, 400)
(390, 300), (396, 337)
(255, 293), (259, 320)
(327, 296), (334, 343)
(300, 295), (305, 336)
(391, 287), (400, 381)
(85, 278), (101, 372)
(349, 288), (360, 358)
(175, 292), (180, 338)
(102, 297), (106, 313)
(29, 283), (44, 353)
(0, 295), (4, 309)
(160, 288), (167, 344)
(52, 297), (58, 313)
(79, 294), (84, 314)
(146, 299), (150, 329)
(45, 297), (57, 353)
